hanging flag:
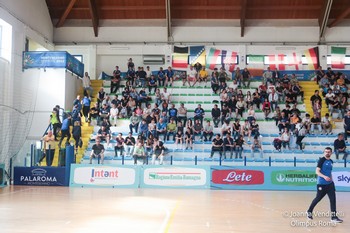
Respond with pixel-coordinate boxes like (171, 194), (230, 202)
(303, 47), (319, 70)
(172, 54), (188, 68)
(206, 48), (221, 70)
(221, 50), (237, 72)
(189, 46), (206, 65)
(287, 52), (302, 70)
(268, 54), (286, 70)
(331, 46), (346, 69)
(173, 46), (189, 54)
(248, 55), (264, 64)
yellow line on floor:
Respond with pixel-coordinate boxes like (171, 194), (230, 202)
(164, 201), (180, 233)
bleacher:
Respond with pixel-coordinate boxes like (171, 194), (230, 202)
(81, 79), (347, 166)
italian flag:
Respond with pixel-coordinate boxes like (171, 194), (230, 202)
(331, 47), (346, 69)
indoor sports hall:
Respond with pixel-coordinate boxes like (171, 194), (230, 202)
(0, 1), (350, 232)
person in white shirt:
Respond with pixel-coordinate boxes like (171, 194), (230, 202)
(109, 104), (119, 127)
(186, 66), (197, 87)
(268, 90), (279, 111)
(322, 113), (333, 135)
(161, 87), (171, 103)
(280, 127), (291, 150)
(82, 72), (93, 97)
(262, 67), (273, 85)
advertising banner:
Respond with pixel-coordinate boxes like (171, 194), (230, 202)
(140, 166), (210, 189)
(13, 167), (67, 186)
(69, 164), (139, 188)
(211, 166), (350, 191)
(23, 51), (84, 77)
(0, 164), (5, 187)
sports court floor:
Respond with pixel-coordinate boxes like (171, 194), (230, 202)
(0, 186), (348, 233)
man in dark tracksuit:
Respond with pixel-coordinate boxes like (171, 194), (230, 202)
(307, 147), (343, 223)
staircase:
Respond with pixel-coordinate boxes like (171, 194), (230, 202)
(301, 81), (328, 116)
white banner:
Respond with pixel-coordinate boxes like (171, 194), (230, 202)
(333, 171), (350, 187)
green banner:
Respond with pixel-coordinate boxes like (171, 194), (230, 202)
(331, 46), (346, 55)
(271, 170), (317, 186)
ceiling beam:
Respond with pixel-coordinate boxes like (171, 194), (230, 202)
(55, 0), (77, 27)
(240, 0), (247, 37)
(49, 6), (166, 11)
(319, 0), (333, 39)
(328, 7), (350, 27)
(87, 0), (99, 37)
(166, 0), (172, 42)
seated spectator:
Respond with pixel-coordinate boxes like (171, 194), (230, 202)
(234, 135), (246, 159)
(129, 112), (140, 134)
(101, 117), (111, 131)
(88, 102), (100, 125)
(211, 69), (220, 94)
(251, 135), (263, 158)
(102, 94), (112, 108)
(157, 67), (166, 87)
(177, 103), (188, 127)
(114, 133), (125, 157)
(193, 119), (203, 141)
(278, 112), (290, 133)
(211, 104), (221, 128)
(124, 132), (136, 156)
(168, 104), (178, 123)
(166, 118), (177, 141)
(210, 134), (223, 158)
(138, 119), (149, 139)
(268, 90), (279, 111)
(148, 75), (157, 94)
(280, 128), (291, 150)
(236, 97), (245, 119)
(232, 119), (241, 140)
(223, 133), (235, 159)
(89, 139), (105, 164)
(111, 66), (121, 94)
(145, 134), (154, 157)
(221, 120), (231, 137)
(97, 126), (111, 147)
(151, 141), (166, 165)
(185, 127), (194, 150)
(252, 89), (261, 109)
(198, 67), (209, 86)
(202, 120), (214, 142)
(97, 88), (106, 108)
(156, 118), (167, 141)
(99, 104), (110, 125)
(334, 133), (348, 160)
(310, 114), (322, 135)
(250, 119), (260, 138)
(302, 113), (312, 134)
(109, 103), (119, 127)
(242, 67), (251, 88)
(328, 96), (341, 119)
(221, 104), (230, 125)
(262, 98), (271, 120)
(322, 113), (333, 135)
(133, 142), (146, 165)
(241, 120), (251, 141)
(246, 105), (256, 124)
(295, 120), (306, 151)
(273, 106), (282, 126)
(161, 87), (171, 104)
(289, 112), (300, 132)
(194, 104), (205, 125)
(187, 66), (197, 87)
(175, 130), (184, 149)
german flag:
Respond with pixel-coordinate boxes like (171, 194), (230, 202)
(303, 47), (319, 70)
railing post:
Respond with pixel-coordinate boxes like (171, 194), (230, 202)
(219, 155), (222, 166)
(122, 155), (124, 165)
(269, 156), (272, 167)
(244, 156), (247, 166)
(9, 158), (13, 185)
(294, 156), (296, 167)
(345, 158), (347, 168)
(30, 144), (34, 167)
(170, 155), (173, 165)
(48, 145), (51, 167)
(195, 155), (197, 165)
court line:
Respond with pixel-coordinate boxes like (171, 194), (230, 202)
(162, 201), (180, 233)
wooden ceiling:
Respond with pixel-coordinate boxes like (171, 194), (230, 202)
(46, 0), (350, 37)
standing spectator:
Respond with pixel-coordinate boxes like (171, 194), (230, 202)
(233, 67), (242, 87)
(251, 135), (263, 158)
(310, 90), (322, 108)
(202, 120), (214, 142)
(41, 131), (56, 166)
(295, 120), (306, 151)
(313, 99), (322, 119)
(127, 58), (135, 70)
(111, 66), (121, 94)
(316, 66), (325, 84)
(334, 133), (348, 160)
(72, 120), (82, 156)
(129, 112), (140, 134)
(50, 107), (61, 141)
(151, 141), (166, 165)
(272, 68), (280, 84)
(133, 142), (146, 165)
(82, 72), (93, 97)
(310, 114), (322, 135)
(211, 104), (221, 128)
(194, 104), (205, 125)
(89, 139), (105, 164)
(82, 95), (91, 123)
(114, 133), (125, 157)
(223, 133), (235, 159)
(126, 66), (136, 87)
(58, 114), (71, 148)
(242, 68), (251, 88)
(124, 132), (135, 157)
(210, 134), (223, 158)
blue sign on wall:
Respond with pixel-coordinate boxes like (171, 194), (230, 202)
(23, 51), (84, 77)
(14, 167), (68, 186)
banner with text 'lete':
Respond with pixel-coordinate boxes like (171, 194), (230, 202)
(23, 51), (84, 77)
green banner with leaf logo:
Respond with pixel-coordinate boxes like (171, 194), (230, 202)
(271, 170), (317, 186)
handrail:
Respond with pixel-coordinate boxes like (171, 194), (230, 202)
(42, 123), (52, 137)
